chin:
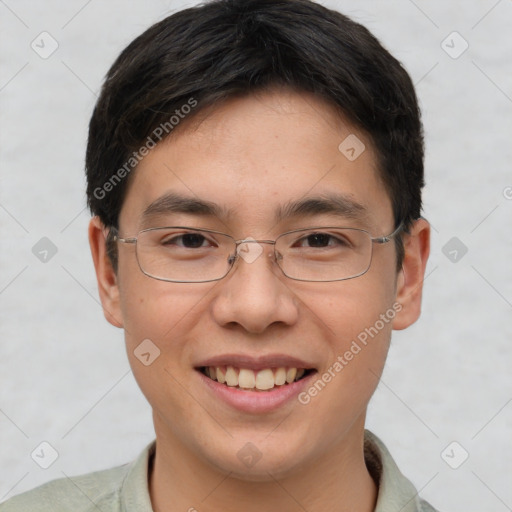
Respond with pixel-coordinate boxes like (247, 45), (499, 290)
(204, 438), (311, 482)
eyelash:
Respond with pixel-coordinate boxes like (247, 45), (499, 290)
(160, 231), (351, 249)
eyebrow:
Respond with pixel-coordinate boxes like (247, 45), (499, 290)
(140, 191), (369, 227)
(141, 192), (230, 226)
(275, 194), (368, 224)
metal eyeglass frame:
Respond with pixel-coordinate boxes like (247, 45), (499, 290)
(110, 222), (404, 283)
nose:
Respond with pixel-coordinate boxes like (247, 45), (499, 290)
(210, 240), (299, 334)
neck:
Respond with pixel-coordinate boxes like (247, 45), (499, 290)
(149, 416), (378, 512)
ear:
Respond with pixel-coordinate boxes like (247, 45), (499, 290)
(392, 217), (430, 330)
(88, 216), (124, 328)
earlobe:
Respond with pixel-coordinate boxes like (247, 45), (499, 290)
(88, 216), (124, 328)
(392, 217), (430, 330)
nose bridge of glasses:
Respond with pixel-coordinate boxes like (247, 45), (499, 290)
(235, 237), (276, 254)
(235, 238), (276, 246)
(230, 238), (279, 266)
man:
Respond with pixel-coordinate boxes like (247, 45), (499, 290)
(2, 0), (435, 510)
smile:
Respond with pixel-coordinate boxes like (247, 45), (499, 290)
(199, 366), (313, 391)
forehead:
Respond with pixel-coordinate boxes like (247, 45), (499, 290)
(119, 89), (393, 233)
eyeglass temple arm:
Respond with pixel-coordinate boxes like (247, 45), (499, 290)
(372, 221), (404, 244)
(108, 227), (137, 244)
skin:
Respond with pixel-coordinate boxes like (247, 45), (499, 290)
(89, 88), (430, 512)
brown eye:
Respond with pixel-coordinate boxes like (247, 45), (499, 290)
(294, 232), (350, 249)
(304, 233), (331, 247)
(161, 232), (212, 248)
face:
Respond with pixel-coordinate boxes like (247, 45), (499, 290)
(90, 89), (429, 481)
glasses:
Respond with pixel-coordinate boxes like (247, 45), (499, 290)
(111, 223), (403, 283)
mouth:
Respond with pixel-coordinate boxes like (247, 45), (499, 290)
(196, 365), (315, 392)
(194, 355), (318, 413)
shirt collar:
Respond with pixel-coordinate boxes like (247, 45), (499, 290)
(120, 431), (425, 512)
(120, 441), (155, 512)
(365, 430), (425, 512)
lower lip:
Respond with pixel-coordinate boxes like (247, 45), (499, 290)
(197, 370), (316, 413)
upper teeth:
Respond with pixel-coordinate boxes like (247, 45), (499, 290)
(205, 366), (306, 391)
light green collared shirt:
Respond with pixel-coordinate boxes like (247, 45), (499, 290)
(1, 431), (438, 511)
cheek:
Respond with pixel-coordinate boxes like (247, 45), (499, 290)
(299, 273), (396, 411)
(298, 303), (393, 448)
(117, 271), (217, 398)
(325, 294), (393, 387)
(307, 263), (398, 340)
(117, 252), (206, 344)
(117, 276), (202, 419)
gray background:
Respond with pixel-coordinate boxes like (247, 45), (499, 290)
(1, 0), (511, 510)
